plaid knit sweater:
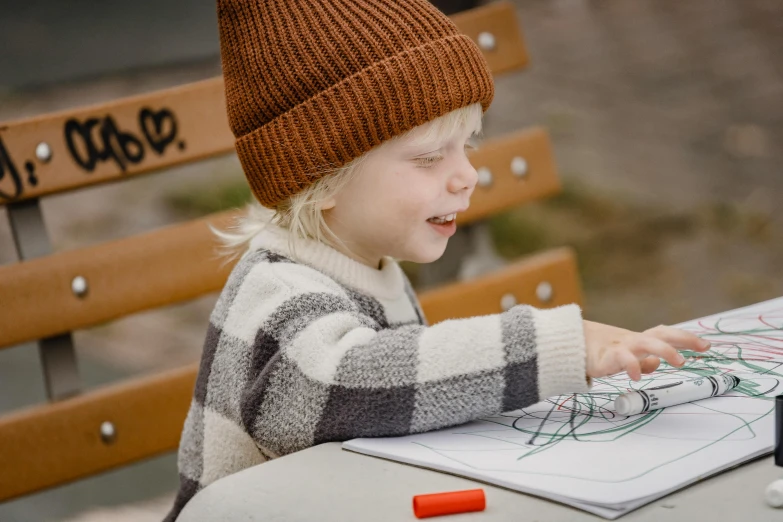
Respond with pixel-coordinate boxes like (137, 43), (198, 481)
(165, 224), (589, 520)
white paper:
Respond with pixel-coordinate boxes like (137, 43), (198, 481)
(344, 297), (783, 519)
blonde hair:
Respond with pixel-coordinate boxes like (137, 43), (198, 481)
(212, 102), (484, 261)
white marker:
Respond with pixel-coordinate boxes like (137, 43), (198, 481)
(614, 374), (741, 416)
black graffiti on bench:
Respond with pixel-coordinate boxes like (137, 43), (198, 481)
(65, 107), (181, 173)
(139, 108), (179, 155)
(24, 160), (38, 187)
(0, 135), (24, 200)
(65, 116), (143, 172)
(0, 107), (184, 202)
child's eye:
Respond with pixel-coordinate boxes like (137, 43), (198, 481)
(416, 155), (442, 167)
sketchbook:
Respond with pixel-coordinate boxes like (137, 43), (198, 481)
(343, 297), (783, 519)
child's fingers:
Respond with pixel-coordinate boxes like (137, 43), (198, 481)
(644, 325), (711, 352)
(619, 350), (642, 381)
(640, 356), (660, 374)
(631, 336), (684, 368)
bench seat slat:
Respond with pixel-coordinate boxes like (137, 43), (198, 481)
(0, 1), (525, 205)
(0, 128), (560, 350)
(0, 246), (580, 501)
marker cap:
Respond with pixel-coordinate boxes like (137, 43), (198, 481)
(614, 393), (642, 416)
(413, 488), (486, 518)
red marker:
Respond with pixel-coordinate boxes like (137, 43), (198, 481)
(412, 488), (486, 518)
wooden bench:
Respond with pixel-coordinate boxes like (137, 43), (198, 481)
(0, 1), (583, 506)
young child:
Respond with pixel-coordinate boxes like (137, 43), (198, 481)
(165, 0), (710, 519)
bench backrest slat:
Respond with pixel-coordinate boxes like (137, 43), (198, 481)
(461, 127), (559, 223)
(450, 1), (529, 74)
(0, 78), (232, 204)
(0, 212), (235, 350)
(419, 248), (582, 324)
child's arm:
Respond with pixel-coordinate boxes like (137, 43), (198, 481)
(232, 261), (588, 457)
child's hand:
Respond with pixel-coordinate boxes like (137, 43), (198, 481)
(583, 320), (711, 381)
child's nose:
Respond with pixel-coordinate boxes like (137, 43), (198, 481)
(447, 156), (478, 194)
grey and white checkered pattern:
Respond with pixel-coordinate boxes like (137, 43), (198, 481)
(165, 240), (588, 521)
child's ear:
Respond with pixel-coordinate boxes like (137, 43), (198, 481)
(320, 198), (336, 211)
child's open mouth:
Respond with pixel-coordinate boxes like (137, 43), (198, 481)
(427, 213), (457, 237)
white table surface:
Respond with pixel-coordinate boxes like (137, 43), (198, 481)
(178, 442), (782, 521)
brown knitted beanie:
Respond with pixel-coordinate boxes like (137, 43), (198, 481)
(217, 0), (495, 208)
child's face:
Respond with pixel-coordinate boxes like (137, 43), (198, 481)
(323, 112), (481, 268)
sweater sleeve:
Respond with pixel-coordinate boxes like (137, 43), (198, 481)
(234, 261), (589, 456)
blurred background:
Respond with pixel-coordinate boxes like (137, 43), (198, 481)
(1, 0), (782, 520)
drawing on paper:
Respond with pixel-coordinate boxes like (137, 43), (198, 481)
(412, 305), (781, 480)
(344, 298), (783, 518)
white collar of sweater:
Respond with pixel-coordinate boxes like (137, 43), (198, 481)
(248, 224), (406, 300)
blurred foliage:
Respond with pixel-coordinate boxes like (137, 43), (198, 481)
(487, 178), (698, 291)
(164, 180), (252, 217)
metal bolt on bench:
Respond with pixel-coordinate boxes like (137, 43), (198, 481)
(477, 31), (496, 51)
(536, 281), (554, 303)
(477, 167), (493, 187)
(71, 276), (89, 298)
(511, 156), (528, 177)
(35, 142), (52, 163)
(100, 421), (117, 445)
